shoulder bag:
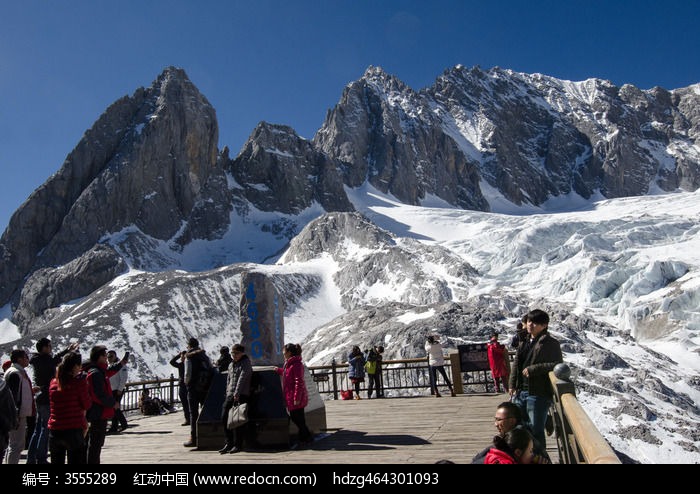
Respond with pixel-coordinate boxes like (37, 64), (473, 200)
(227, 403), (249, 429)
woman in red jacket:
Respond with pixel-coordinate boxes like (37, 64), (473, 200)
(487, 333), (510, 393)
(484, 427), (534, 464)
(48, 352), (91, 464)
(274, 343), (313, 448)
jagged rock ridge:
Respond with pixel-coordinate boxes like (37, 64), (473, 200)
(1, 65), (699, 332)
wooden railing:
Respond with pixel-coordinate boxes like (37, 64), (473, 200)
(119, 359), (620, 464)
(548, 365), (621, 464)
(120, 355), (491, 409)
(307, 354), (494, 399)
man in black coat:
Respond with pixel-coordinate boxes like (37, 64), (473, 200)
(182, 337), (213, 448)
(27, 338), (78, 464)
(509, 309), (563, 448)
(170, 350), (191, 426)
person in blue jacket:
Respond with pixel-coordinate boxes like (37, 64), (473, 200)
(347, 346), (365, 400)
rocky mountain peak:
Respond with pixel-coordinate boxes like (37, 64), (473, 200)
(0, 65), (221, 309)
(361, 65), (413, 97)
(231, 122), (352, 215)
(2, 63), (700, 335)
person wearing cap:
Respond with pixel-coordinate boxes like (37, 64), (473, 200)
(27, 337), (78, 464)
(487, 332), (510, 393)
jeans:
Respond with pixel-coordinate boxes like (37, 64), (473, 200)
(110, 391), (128, 431)
(515, 390), (551, 448)
(367, 372), (383, 398)
(428, 365), (453, 394)
(85, 419), (107, 464)
(187, 389), (206, 440)
(179, 385), (190, 423)
(28, 404), (50, 463)
(49, 428), (85, 464)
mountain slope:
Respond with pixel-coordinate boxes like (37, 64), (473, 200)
(1, 65), (700, 463)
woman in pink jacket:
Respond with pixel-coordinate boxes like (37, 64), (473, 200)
(274, 343), (313, 447)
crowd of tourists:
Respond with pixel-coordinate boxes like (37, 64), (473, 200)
(1, 307), (562, 464)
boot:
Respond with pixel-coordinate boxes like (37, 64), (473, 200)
(218, 444), (233, 454)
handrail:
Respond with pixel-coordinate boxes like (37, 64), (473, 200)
(121, 375), (178, 413)
(307, 355), (493, 398)
(548, 366), (621, 464)
(120, 360), (619, 464)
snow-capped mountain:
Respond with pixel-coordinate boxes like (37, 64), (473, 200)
(1, 66), (699, 463)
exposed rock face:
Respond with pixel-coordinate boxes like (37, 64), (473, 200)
(230, 122), (352, 214)
(313, 67), (489, 211)
(0, 67), (223, 309)
(0, 264), (321, 378)
(282, 212), (478, 308)
(1, 64), (699, 338)
(314, 66), (700, 209)
(13, 244), (127, 334)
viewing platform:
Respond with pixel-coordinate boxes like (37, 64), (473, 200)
(101, 393), (559, 464)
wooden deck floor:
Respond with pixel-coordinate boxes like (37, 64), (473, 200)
(101, 393), (559, 464)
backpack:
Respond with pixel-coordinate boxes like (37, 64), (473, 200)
(194, 355), (215, 394)
(140, 397), (161, 416)
(364, 360), (377, 375)
(0, 380), (19, 434)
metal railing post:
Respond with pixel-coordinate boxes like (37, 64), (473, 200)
(169, 373), (175, 405)
(331, 358), (338, 400)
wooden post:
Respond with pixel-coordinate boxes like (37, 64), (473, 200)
(449, 351), (463, 395)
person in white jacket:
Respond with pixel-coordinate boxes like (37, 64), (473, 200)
(4, 349), (37, 463)
(424, 335), (456, 397)
(107, 350), (129, 433)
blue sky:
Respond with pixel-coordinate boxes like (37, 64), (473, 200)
(1, 0), (699, 232)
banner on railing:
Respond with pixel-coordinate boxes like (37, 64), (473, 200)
(457, 343), (490, 372)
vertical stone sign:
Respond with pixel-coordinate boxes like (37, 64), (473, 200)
(240, 271), (285, 366)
